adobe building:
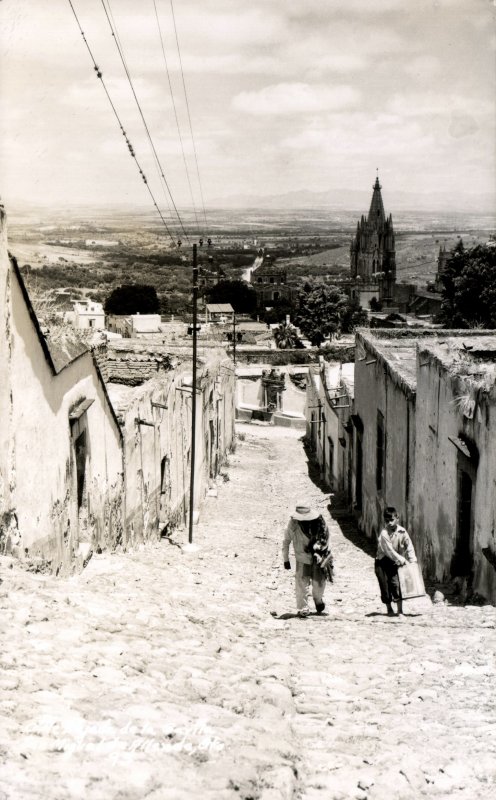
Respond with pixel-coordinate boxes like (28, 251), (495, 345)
(306, 360), (355, 504)
(414, 337), (496, 602)
(106, 313), (162, 337)
(1, 205), (237, 573)
(353, 331), (417, 538)
(0, 206), (124, 573)
(73, 299), (105, 330)
(100, 342), (236, 541)
(352, 328), (496, 603)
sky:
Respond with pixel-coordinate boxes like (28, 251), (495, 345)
(0, 0), (495, 215)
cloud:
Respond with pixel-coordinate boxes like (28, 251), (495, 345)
(115, 7), (288, 51)
(403, 55), (441, 79)
(448, 114), (479, 139)
(388, 92), (493, 119)
(232, 83), (360, 116)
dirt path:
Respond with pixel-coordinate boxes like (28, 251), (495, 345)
(0, 424), (495, 800)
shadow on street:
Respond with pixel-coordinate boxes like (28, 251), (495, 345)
(332, 512), (376, 559)
(301, 435), (376, 559)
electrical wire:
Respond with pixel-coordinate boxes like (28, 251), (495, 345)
(66, 0), (177, 245)
(169, 0), (208, 235)
(103, 0), (177, 229)
(100, 0), (190, 242)
(152, 0), (201, 235)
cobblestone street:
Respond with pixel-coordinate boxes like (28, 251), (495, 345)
(1, 424), (495, 800)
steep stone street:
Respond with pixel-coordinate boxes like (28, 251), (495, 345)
(1, 424), (495, 800)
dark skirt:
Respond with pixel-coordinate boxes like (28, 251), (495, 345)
(375, 557), (401, 604)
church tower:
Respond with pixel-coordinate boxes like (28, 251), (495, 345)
(350, 176), (396, 298)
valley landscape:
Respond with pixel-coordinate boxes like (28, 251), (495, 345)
(7, 204), (494, 314)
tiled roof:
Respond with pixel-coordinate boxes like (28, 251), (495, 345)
(45, 335), (89, 372)
(206, 304), (234, 313)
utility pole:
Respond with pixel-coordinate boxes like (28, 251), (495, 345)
(188, 243), (198, 546)
(232, 311), (237, 365)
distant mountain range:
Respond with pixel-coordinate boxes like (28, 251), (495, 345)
(210, 188), (496, 215)
(4, 187), (495, 220)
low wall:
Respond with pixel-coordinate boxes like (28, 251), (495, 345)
(235, 344), (355, 365)
(236, 408), (306, 429)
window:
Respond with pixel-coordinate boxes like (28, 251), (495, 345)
(376, 410), (385, 491)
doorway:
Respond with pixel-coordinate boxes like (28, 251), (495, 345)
(75, 430), (87, 510)
(451, 468), (474, 579)
(355, 435), (363, 511)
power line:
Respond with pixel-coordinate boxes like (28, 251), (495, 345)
(169, 0), (208, 234)
(152, 0), (201, 235)
(66, 0), (177, 245)
(100, 0), (190, 242)
(102, 0), (177, 228)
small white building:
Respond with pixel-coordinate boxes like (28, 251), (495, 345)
(205, 303), (235, 324)
(73, 299), (105, 330)
(129, 314), (162, 336)
(106, 314), (162, 338)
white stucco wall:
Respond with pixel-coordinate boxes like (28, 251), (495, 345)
(1, 209), (124, 572)
(414, 350), (496, 603)
(236, 366), (306, 418)
(353, 339), (415, 540)
(305, 363), (354, 498)
(109, 356), (235, 543)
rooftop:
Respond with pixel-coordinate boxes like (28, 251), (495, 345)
(206, 303), (234, 313)
(419, 336), (496, 391)
(358, 329), (496, 397)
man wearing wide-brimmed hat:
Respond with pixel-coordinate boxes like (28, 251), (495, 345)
(282, 501), (333, 617)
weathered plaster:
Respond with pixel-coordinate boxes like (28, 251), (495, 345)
(1, 208), (124, 574)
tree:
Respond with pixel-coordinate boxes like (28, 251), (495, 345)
(273, 323), (304, 349)
(104, 284), (160, 315)
(206, 279), (257, 314)
(294, 281), (348, 346)
(438, 242), (496, 328)
(261, 298), (295, 325)
(340, 296), (368, 333)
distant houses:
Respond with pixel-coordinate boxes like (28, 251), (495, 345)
(73, 299), (105, 330)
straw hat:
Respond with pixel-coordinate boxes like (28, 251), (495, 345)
(292, 502), (319, 521)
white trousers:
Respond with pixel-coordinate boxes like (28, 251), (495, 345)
(295, 561), (325, 613)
